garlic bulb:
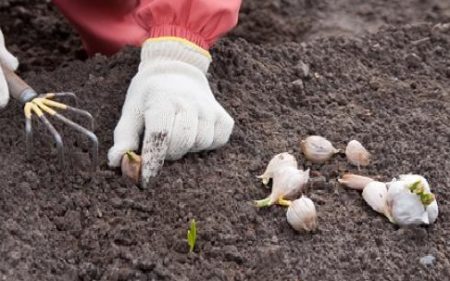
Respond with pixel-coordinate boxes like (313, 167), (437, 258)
(300, 136), (339, 163)
(255, 167), (310, 207)
(338, 173), (374, 190)
(258, 152), (297, 185)
(386, 176), (438, 225)
(362, 181), (389, 217)
(345, 140), (370, 168)
(121, 151), (142, 184)
(286, 196), (318, 232)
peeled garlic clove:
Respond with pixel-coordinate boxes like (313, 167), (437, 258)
(426, 200), (439, 224)
(121, 151), (142, 184)
(345, 140), (370, 167)
(286, 196), (318, 232)
(300, 136), (339, 163)
(257, 152), (297, 185)
(338, 173), (374, 190)
(255, 167), (309, 207)
(362, 181), (389, 216)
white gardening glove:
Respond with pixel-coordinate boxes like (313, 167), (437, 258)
(0, 28), (19, 108)
(108, 38), (234, 169)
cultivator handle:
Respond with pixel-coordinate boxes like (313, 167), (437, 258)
(1, 62), (38, 103)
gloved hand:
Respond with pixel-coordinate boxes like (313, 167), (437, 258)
(108, 38), (234, 168)
(0, 28), (19, 108)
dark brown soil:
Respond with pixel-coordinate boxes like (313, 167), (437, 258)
(1, 0), (450, 280)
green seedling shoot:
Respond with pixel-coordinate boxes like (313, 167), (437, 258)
(187, 219), (197, 253)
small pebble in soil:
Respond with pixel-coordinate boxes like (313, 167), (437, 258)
(420, 255), (436, 266)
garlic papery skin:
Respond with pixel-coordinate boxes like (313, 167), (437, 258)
(338, 173), (374, 190)
(255, 167), (310, 208)
(258, 152), (298, 185)
(300, 136), (339, 163)
(362, 181), (389, 217)
(390, 191), (428, 225)
(286, 196), (318, 232)
(345, 140), (371, 168)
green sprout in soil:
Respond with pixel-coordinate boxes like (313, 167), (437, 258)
(187, 219), (197, 253)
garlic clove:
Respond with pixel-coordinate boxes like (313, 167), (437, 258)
(300, 136), (339, 163)
(345, 140), (371, 167)
(255, 167), (309, 207)
(258, 152), (297, 185)
(121, 151), (142, 184)
(362, 181), (389, 216)
(426, 200), (439, 224)
(286, 196), (318, 232)
(338, 173), (374, 190)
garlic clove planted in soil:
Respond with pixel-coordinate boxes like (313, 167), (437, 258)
(258, 152), (298, 185)
(255, 167), (310, 207)
(286, 196), (318, 232)
(345, 140), (371, 167)
(362, 181), (389, 217)
(338, 173), (374, 190)
(300, 136), (339, 163)
(121, 151), (142, 184)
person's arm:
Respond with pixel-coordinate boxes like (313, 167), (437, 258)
(52, 0), (241, 55)
(106, 0), (242, 180)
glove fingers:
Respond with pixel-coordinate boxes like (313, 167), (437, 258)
(166, 103), (198, 160)
(0, 29), (19, 70)
(0, 67), (9, 108)
(107, 98), (145, 167)
(190, 111), (215, 152)
(209, 107), (234, 150)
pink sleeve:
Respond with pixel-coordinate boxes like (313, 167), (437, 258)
(135, 0), (242, 49)
(52, 0), (241, 55)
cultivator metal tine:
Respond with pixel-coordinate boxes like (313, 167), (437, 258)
(65, 105), (95, 130)
(44, 92), (78, 105)
(26, 100), (64, 165)
(52, 112), (99, 170)
(33, 97), (99, 170)
(25, 111), (33, 160)
(39, 114), (65, 166)
(39, 97), (95, 130)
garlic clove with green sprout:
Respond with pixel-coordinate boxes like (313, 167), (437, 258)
(257, 152), (298, 185)
(362, 181), (390, 218)
(345, 140), (371, 168)
(338, 173), (374, 190)
(386, 176), (438, 225)
(255, 167), (310, 208)
(286, 196), (318, 232)
(300, 136), (339, 163)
